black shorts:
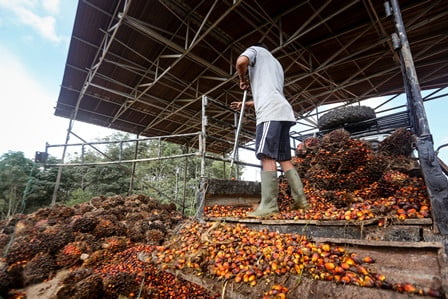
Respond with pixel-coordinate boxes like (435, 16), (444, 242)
(255, 121), (294, 161)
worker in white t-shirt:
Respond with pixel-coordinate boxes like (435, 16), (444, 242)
(231, 44), (309, 217)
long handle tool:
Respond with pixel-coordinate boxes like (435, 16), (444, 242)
(230, 90), (248, 169)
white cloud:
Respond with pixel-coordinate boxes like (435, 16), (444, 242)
(0, 45), (122, 160)
(0, 45), (65, 158)
(42, 0), (59, 14)
(0, 0), (61, 43)
(18, 9), (60, 42)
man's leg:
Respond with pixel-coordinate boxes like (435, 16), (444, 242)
(279, 160), (308, 210)
(276, 121), (309, 210)
(262, 157), (276, 171)
(249, 121), (280, 217)
(247, 165), (279, 217)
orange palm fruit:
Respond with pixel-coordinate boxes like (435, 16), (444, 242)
(324, 262), (335, 270)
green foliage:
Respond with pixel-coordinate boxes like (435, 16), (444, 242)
(209, 159), (234, 179)
(0, 151), (35, 217)
(65, 188), (93, 207)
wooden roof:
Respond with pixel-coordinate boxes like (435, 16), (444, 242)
(55, 0), (448, 154)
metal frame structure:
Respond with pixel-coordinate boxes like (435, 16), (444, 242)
(47, 93), (261, 210)
(290, 86), (448, 141)
(56, 0), (448, 154)
(52, 0), (448, 232)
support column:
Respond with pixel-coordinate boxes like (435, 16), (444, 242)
(182, 143), (189, 215)
(128, 134), (139, 194)
(51, 118), (73, 205)
(196, 95), (208, 219)
(388, 0), (448, 234)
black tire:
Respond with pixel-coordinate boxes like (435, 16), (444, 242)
(318, 106), (376, 130)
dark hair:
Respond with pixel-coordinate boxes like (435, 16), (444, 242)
(254, 43), (269, 50)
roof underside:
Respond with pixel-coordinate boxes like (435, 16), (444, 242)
(55, 0), (448, 154)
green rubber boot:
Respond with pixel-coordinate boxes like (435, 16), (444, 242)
(285, 169), (309, 210)
(247, 171), (279, 217)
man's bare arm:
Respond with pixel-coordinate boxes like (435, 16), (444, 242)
(236, 55), (250, 90)
(230, 100), (254, 110)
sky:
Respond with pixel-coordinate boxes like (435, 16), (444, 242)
(0, 0), (446, 181)
(0, 0), (121, 160)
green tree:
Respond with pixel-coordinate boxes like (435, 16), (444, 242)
(25, 156), (82, 211)
(65, 133), (135, 198)
(0, 151), (35, 218)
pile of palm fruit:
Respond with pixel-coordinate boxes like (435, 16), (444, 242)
(205, 128), (431, 223)
(0, 195), (217, 298)
(0, 128), (443, 298)
(0, 194), (443, 298)
(148, 220), (442, 297)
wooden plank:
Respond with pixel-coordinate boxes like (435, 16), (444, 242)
(204, 178), (260, 196)
(169, 255), (442, 299)
(204, 196), (259, 207)
(205, 217), (432, 226)
(261, 219), (378, 226)
(311, 237), (445, 248)
(205, 217), (262, 223)
(437, 247), (448, 294)
(205, 220), (435, 242)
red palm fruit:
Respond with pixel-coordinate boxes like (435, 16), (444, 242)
(403, 283), (417, 293)
(375, 273), (386, 281)
(235, 274), (242, 283)
(363, 256), (375, 263)
(363, 276), (375, 287)
(341, 276), (351, 284)
(357, 266), (369, 276)
(321, 244), (331, 252)
(343, 257), (355, 266)
(324, 262), (335, 271)
(350, 253), (363, 264)
(335, 247), (345, 254)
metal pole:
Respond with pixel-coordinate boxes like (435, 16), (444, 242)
(196, 95), (208, 219)
(388, 0), (448, 234)
(128, 134), (139, 195)
(200, 95), (207, 179)
(182, 143), (189, 215)
(51, 118), (73, 205)
(222, 152), (226, 178)
(230, 90), (247, 168)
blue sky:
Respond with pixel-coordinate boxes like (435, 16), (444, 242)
(0, 0), (120, 160)
(0, 0), (446, 174)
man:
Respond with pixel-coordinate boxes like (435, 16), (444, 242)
(230, 44), (309, 217)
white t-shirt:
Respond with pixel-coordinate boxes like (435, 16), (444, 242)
(240, 46), (296, 125)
